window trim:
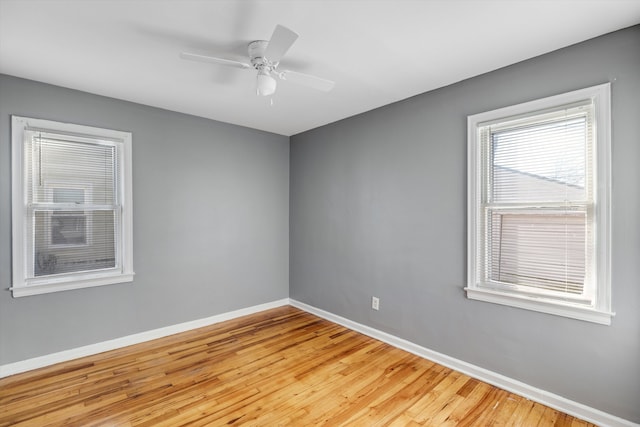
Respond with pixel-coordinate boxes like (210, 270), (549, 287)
(11, 116), (134, 297)
(465, 84), (613, 325)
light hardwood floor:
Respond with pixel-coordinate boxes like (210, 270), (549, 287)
(0, 306), (595, 426)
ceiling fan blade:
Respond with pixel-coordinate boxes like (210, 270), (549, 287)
(264, 25), (298, 63)
(279, 70), (335, 92)
(180, 52), (251, 69)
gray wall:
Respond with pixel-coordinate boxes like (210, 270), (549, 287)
(0, 74), (290, 364)
(290, 26), (640, 422)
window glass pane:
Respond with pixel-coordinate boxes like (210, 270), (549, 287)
(30, 138), (116, 205)
(33, 210), (117, 276)
(51, 213), (87, 245)
(488, 210), (586, 294)
(52, 188), (84, 204)
(491, 117), (587, 203)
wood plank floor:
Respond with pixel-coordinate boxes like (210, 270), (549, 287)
(0, 306), (595, 426)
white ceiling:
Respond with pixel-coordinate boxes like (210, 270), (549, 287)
(1, 1), (639, 136)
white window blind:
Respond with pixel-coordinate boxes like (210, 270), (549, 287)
(27, 132), (121, 277)
(481, 104), (594, 301)
(466, 84), (612, 324)
(489, 212), (586, 295)
(12, 116), (134, 297)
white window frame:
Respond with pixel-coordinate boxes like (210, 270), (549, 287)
(465, 84), (613, 325)
(11, 116), (134, 297)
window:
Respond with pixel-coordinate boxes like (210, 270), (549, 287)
(466, 84), (612, 324)
(11, 116), (134, 297)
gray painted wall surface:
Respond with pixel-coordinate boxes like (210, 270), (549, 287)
(290, 26), (640, 421)
(0, 74), (290, 364)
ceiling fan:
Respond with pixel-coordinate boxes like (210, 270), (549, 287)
(180, 24), (335, 96)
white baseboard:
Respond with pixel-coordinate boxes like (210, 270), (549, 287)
(0, 298), (290, 379)
(289, 299), (637, 427)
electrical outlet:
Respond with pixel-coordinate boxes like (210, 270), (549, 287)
(372, 296), (380, 311)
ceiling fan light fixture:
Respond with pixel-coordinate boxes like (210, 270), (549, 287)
(256, 70), (276, 96)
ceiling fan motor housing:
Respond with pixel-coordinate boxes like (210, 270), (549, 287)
(248, 40), (271, 70)
(250, 41), (277, 96)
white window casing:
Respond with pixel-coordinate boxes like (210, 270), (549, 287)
(466, 84), (613, 325)
(11, 116), (134, 297)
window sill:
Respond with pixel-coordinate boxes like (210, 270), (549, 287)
(11, 273), (135, 297)
(464, 287), (614, 325)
